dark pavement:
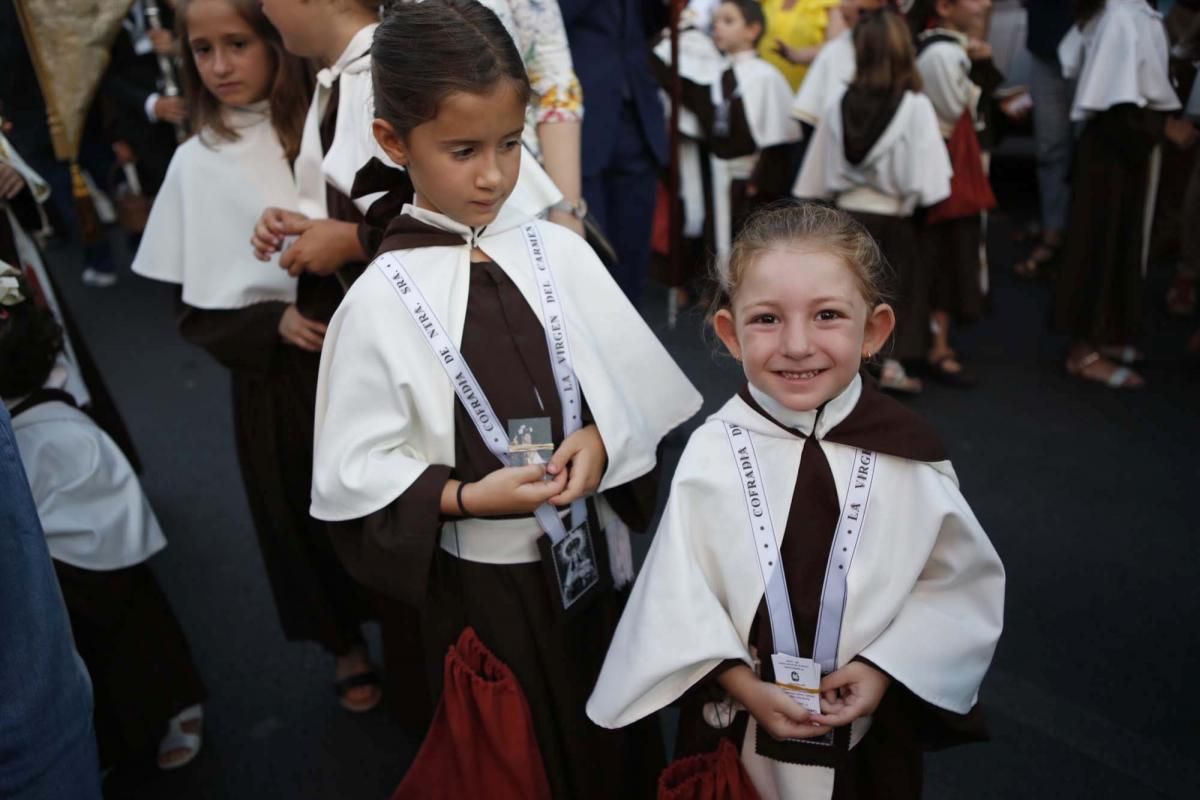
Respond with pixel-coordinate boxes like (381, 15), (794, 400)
(44, 155), (1200, 799)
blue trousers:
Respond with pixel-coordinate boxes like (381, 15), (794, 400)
(1029, 54), (1075, 235)
(582, 100), (660, 308)
(0, 404), (101, 800)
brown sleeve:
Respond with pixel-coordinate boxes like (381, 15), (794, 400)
(749, 143), (799, 201)
(326, 464), (453, 608)
(176, 299), (287, 373)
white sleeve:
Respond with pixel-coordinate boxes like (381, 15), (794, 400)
(792, 113), (836, 200)
(904, 96), (953, 208)
(917, 44), (975, 126)
(858, 469), (1005, 714)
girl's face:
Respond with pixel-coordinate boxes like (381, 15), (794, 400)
(714, 245), (895, 412)
(711, 3), (759, 54)
(374, 81), (526, 229)
(186, 0), (274, 107)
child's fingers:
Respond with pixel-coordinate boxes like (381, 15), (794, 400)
(277, 216), (313, 236)
(819, 668), (856, 693)
(547, 440), (580, 476)
(809, 708), (858, 729)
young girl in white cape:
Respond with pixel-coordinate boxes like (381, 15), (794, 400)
(588, 204), (1005, 800)
(132, 0), (380, 713)
(309, 2), (701, 796)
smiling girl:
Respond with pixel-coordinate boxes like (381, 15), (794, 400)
(589, 203), (1005, 799)
(308, 2), (701, 795)
(132, 0), (380, 714)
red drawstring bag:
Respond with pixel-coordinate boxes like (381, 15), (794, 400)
(392, 627), (551, 800)
(652, 181), (672, 256)
(657, 739), (761, 800)
(926, 110), (997, 224)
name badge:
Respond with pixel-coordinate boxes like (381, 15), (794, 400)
(770, 653), (822, 715)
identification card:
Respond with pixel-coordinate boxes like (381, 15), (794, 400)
(508, 417), (554, 471)
(538, 520), (603, 615)
(771, 654), (822, 715)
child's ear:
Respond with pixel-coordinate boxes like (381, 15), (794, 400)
(713, 308), (743, 362)
(372, 119), (408, 167)
(862, 303), (896, 358)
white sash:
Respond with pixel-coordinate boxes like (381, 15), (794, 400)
(376, 224), (585, 542)
(723, 423), (878, 673)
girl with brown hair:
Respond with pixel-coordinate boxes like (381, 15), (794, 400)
(795, 7), (952, 393)
(132, 0), (381, 713)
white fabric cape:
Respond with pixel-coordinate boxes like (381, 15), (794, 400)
(132, 105), (299, 309)
(588, 381), (1005, 799)
(0, 132), (90, 405)
(294, 23), (562, 223)
(1058, 0), (1179, 122)
(916, 31), (980, 136)
(793, 89), (952, 215)
(310, 201), (703, 521)
(10, 400), (166, 570)
(791, 30), (856, 126)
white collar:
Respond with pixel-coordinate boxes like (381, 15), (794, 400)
(726, 49), (758, 65)
(919, 27), (969, 48)
(746, 373), (863, 440)
(317, 23), (378, 88)
(401, 199), (537, 245)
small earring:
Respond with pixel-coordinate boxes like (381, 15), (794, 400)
(862, 351), (872, 360)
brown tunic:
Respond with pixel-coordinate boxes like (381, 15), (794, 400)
(675, 379), (988, 799)
(328, 227), (664, 798)
(178, 299), (371, 655)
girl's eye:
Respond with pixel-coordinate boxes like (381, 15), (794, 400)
(816, 309), (843, 322)
(452, 148), (474, 160)
(501, 138), (521, 152)
(191, 44), (210, 55)
(749, 313), (778, 325)
(230, 39), (247, 50)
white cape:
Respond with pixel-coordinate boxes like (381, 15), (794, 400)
(1058, 0), (1179, 122)
(723, 52), (802, 149)
(588, 382), (1004, 799)
(793, 89), (951, 215)
(10, 400), (166, 570)
(310, 201), (702, 521)
(294, 23), (562, 223)
(132, 105), (299, 308)
(792, 30), (856, 126)
(0, 131), (90, 405)
(916, 31), (980, 136)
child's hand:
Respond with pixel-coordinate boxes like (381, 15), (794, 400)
(278, 219), (365, 277)
(546, 424), (606, 506)
(153, 96), (187, 126)
(252, 207), (308, 260)
(718, 664), (832, 741)
(810, 661), (891, 729)
(0, 163), (27, 200)
(461, 464), (568, 516)
(278, 304), (327, 352)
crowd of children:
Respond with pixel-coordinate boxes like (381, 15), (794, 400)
(3, 0), (1195, 797)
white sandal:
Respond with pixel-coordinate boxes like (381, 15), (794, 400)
(158, 704), (203, 771)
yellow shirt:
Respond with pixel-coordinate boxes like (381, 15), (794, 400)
(757, 0), (842, 91)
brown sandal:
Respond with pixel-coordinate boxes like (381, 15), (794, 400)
(1065, 351), (1143, 389)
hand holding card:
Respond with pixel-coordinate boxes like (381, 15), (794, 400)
(810, 661), (891, 729)
(547, 424), (607, 506)
(460, 465), (568, 516)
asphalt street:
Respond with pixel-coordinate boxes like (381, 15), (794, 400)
(44, 155), (1200, 799)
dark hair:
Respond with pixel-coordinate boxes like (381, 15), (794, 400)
(853, 7), (922, 94)
(0, 282), (63, 399)
(372, 0), (532, 138)
(176, 0), (314, 159)
(1073, 0), (1107, 24)
(722, 0), (767, 46)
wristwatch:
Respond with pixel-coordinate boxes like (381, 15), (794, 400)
(551, 198), (588, 221)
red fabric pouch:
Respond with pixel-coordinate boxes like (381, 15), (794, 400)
(657, 739), (761, 800)
(392, 627), (551, 800)
(927, 111), (997, 223)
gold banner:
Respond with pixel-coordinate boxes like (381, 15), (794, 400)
(13, 0), (136, 161)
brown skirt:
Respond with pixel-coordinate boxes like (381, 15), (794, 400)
(418, 548), (665, 800)
(921, 214), (984, 323)
(848, 211), (928, 362)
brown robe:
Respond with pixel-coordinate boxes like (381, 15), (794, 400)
(1055, 104), (1167, 344)
(675, 378), (988, 799)
(328, 218), (665, 799)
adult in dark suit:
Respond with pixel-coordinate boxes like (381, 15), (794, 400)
(559, 0), (669, 306)
(101, 0), (184, 198)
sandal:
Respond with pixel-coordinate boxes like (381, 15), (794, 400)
(1099, 345), (1144, 366)
(335, 669), (383, 713)
(1014, 240), (1059, 280)
(158, 704), (203, 771)
(924, 353), (975, 388)
(1065, 351), (1143, 389)
(878, 359), (923, 394)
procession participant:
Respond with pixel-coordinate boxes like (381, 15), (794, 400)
(309, 3), (702, 795)
(132, 0), (379, 713)
(588, 204), (1005, 799)
(791, 0), (888, 130)
(795, 7), (951, 393)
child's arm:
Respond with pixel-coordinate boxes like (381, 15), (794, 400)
(811, 660), (891, 728)
(718, 664), (832, 741)
(277, 219), (367, 277)
(438, 465), (568, 517)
